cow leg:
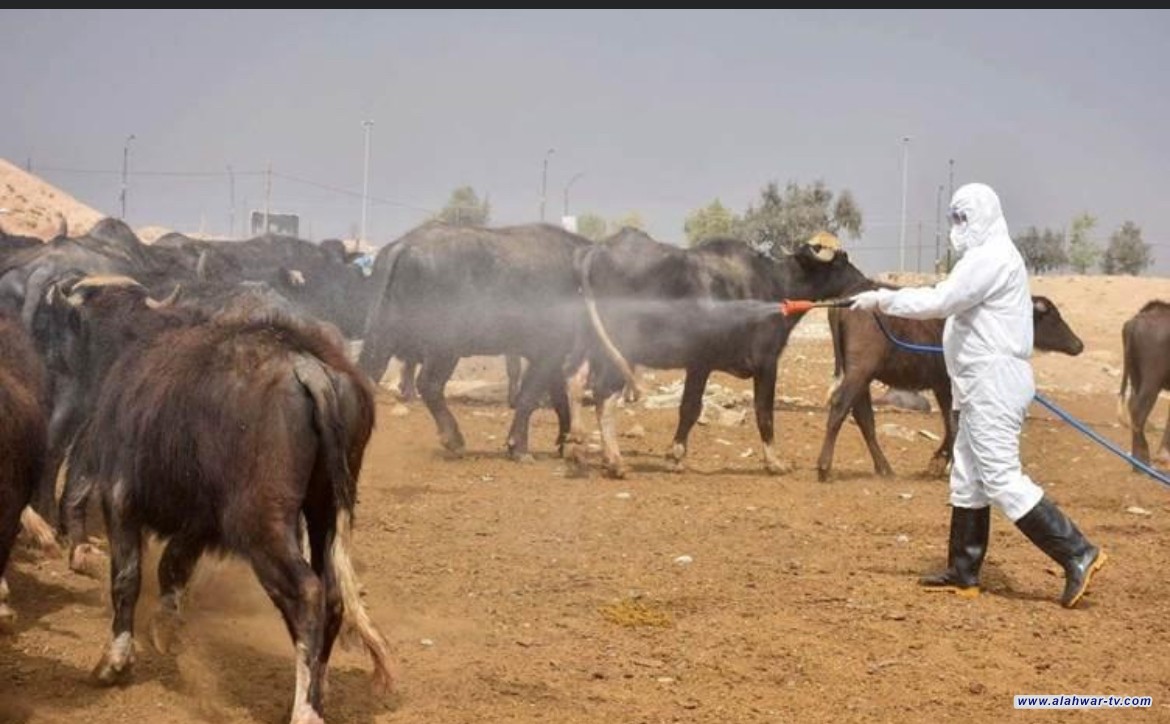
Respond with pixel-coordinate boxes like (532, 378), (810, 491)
(852, 386), (895, 479)
(60, 467), (105, 579)
(304, 506), (342, 700)
(666, 367), (711, 472)
(1128, 384), (1158, 468)
(92, 485), (141, 686)
(35, 391), (79, 526)
(562, 361), (591, 473)
(927, 386), (956, 477)
(0, 467), (30, 631)
(548, 369), (573, 456)
(506, 355), (523, 409)
(1154, 405), (1170, 466)
(0, 577), (11, 632)
(816, 371), (864, 482)
(418, 354), (464, 455)
(396, 358), (419, 402)
(249, 532), (328, 724)
(753, 365), (791, 475)
(506, 357), (561, 462)
(149, 533), (207, 655)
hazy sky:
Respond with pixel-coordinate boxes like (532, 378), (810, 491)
(3, 9), (1169, 275)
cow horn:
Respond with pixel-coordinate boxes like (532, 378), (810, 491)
(146, 284), (181, 309)
(64, 275), (144, 307)
(806, 231), (841, 263)
(195, 249), (209, 280)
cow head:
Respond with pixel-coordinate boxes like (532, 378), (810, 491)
(1032, 296), (1084, 355)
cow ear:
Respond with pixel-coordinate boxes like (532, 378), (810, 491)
(1033, 298), (1049, 314)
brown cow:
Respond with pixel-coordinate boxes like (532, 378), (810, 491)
(817, 289), (1084, 481)
(44, 279), (392, 723)
(1119, 300), (1170, 468)
(0, 313), (47, 628)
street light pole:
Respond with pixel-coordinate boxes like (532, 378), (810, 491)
(360, 119), (374, 247)
(899, 136), (910, 274)
(540, 147), (555, 222)
(120, 134), (136, 220)
(563, 171), (585, 217)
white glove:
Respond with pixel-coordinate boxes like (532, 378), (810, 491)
(849, 289), (890, 312)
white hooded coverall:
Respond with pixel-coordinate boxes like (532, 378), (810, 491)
(864, 183), (1044, 521)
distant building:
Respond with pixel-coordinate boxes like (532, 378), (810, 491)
(250, 210), (299, 237)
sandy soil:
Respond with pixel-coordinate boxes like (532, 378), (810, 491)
(1, 276), (1169, 723)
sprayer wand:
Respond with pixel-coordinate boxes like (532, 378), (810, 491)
(778, 298), (855, 317)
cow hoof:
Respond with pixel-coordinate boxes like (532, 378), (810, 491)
(816, 468), (831, 483)
(764, 459), (794, 475)
(149, 608), (182, 655)
(1154, 451), (1170, 467)
(603, 462), (627, 479)
(91, 651), (134, 687)
(440, 434), (466, 456)
(510, 452), (536, 465)
(69, 543), (108, 579)
(0, 603), (16, 633)
(290, 702), (326, 724)
(666, 458), (686, 473)
(878, 466), (897, 479)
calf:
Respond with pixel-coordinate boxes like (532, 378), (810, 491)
(44, 279), (392, 723)
(576, 230), (868, 477)
(817, 290), (1085, 481)
(0, 313), (47, 628)
(1119, 300), (1170, 467)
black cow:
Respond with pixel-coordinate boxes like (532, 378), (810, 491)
(41, 279), (392, 720)
(1119, 300), (1170, 468)
(0, 313), (47, 628)
(817, 288), (1085, 481)
(576, 229), (868, 477)
(359, 221), (590, 460)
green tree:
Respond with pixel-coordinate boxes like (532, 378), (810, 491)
(1101, 221), (1153, 275)
(435, 185), (490, 226)
(683, 198), (739, 246)
(614, 211), (645, 232)
(576, 212), (608, 241)
(1015, 226), (1066, 273)
(734, 180), (863, 258)
(1066, 213), (1099, 274)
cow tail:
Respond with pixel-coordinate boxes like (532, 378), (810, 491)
(1117, 321), (1132, 429)
(294, 358), (394, 694)
(826, 307), (845, 405)
(357, 240), (408, 385)
(576, 245), (641, 399)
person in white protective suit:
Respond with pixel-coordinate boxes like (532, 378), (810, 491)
(849, 182), (1106, 608)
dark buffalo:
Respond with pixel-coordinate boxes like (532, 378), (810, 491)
(0, 313), (47, 627)
(359, 222), (590, 460)
(41, 279), (392, 720)
(576, 229), (868, 477)
(817, 289), (1085, 481)
(1119, 300), (1170, 467)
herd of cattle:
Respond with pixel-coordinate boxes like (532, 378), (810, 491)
(0, 217), (1166, 722)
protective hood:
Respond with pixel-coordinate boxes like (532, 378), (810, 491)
(949, 182), (1011, 255)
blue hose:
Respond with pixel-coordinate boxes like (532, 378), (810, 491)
(869, 313), (1170, 488)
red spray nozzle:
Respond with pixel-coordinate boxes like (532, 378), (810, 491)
(779, 298), (855, 317)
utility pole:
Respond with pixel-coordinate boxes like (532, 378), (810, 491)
(120, 134), (136, 220)
(360, 119), (374, 246)
(264, 162), (272, 236)
(228, 165), (236, 238)
(540, 147), (555, 222)
(898, 136), (910, 273)
(946, 159), (956, 270)
(934, 184), (943, 274)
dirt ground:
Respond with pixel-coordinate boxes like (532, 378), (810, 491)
(2, 276), (1169, 723)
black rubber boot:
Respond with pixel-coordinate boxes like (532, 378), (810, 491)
(920, 505), (990, 598)
(1014, 497), (1107, 608)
